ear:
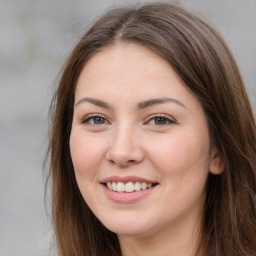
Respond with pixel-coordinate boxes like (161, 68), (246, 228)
(209, 148), (225, 175)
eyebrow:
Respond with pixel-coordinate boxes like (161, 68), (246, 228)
(75, 97), (112, 109)
(137, 97), (186, 110)
(75, 97), (186, 110)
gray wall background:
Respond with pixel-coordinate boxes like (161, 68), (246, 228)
(0, 0), (255, 255)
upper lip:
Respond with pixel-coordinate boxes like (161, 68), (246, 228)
(100, 176), (158, 184)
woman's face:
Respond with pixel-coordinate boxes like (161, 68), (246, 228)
(70, 43), (221, 238)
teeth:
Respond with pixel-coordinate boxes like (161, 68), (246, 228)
(112, 181), (117, 192)
(141, 182), (147, 190)
(106, 181), (154, 192)
(125, 182), (134, 193)
(117, 182), (125, 192)
(134, 182), (141, 191)
(106, 182), (112, 190)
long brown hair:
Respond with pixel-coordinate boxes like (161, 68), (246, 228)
(46, 2), (256, 255)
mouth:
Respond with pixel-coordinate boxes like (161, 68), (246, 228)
(100, 177), (159, 203)
(104, 181), (158, 193)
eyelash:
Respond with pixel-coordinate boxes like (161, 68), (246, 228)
(81, 114), (109, 125)
(145, 114), (176, 126)
(81, 114), (175, 126)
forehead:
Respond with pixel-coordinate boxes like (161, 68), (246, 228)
(75, 43), (190, 98)
(74, 42), (207, 130)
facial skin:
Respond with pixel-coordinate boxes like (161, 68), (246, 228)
(70, 43), (222, 256)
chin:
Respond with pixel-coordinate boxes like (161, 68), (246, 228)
(107, 224), (150, 237)
(99, 214), (155, 237)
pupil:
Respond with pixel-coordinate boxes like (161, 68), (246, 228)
(155, 117), (166, 125)
(95, 117), (104, 124)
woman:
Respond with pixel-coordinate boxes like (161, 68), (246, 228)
(46, 2), (256, 255)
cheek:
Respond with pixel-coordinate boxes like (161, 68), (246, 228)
(146, 131), (210, 176)
(146, 131), (210, 217)
(69, 130), (106, 177)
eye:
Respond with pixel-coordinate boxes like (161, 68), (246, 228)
(146, 115), (175, 126)
(82, 115), (108, 125)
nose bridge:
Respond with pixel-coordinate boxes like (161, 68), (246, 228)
(106, 121), (143, 166)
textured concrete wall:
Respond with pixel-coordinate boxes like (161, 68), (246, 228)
(0, 0), (255, 255)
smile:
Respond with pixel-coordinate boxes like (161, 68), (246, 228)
(100, 176), (159, 202)
(105, 181), (154, 193)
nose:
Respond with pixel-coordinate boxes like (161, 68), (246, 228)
(106, 125), (144, 167)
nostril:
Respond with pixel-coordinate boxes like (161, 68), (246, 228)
(109, 159), (134, 167)
(105, 137), (145, 166)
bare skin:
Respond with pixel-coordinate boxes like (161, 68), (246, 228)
(70, 43), (222, 256)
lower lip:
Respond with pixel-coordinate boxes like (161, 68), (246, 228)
(101, 184), (157, 203)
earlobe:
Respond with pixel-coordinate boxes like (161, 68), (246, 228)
(209, 149), (225, 175)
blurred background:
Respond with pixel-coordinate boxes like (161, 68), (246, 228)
(0, 0), (255, 255)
